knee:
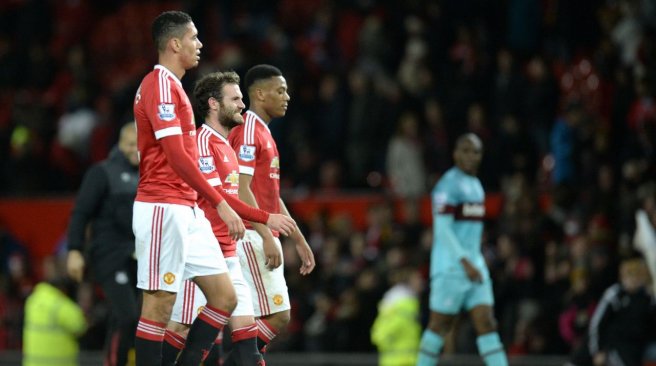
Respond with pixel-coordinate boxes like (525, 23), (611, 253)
(427, 315), (455, 335)
(265, 310), (290, 331)
(208, 291), (237, 314)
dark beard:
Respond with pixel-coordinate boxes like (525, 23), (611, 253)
(219, 111), (241, 129)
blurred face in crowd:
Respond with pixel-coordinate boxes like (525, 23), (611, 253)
(620, 259), (648, 293)
(453, 133), (483, 175)
(119, 123), (139, 166)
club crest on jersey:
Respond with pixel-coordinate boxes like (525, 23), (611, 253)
(198, 156), (215, 173)
(158, 103), (176, 121)
(270, 156), (280, 169)
(239, 145), (256, 162)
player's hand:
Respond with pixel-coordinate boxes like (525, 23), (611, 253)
(216, 201), (245, 240)
(460, 258), (482, 283)
(266, 214), (296, 236)
(295, 239), (315, 275)
(67, 250), (85, 283)
(262, 236), (282, 270)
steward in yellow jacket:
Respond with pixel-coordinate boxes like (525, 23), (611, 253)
(23, 281), (87, 366)
(371, 270), (422, 366)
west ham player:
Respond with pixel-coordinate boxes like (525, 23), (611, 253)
(417, 134), (508, 366)
(228, 65), (316, 354)
(162, 72), (280, 365)
(132, 12), (293, 366)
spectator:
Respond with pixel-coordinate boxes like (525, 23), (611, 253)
(22, 256), (87, 366)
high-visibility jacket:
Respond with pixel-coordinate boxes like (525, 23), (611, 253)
(23, 282), (87, 366)
(371, 284), (421, 366)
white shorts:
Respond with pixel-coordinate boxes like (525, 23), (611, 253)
(237, 230), (290, 317)
(170, 257), (255, 324)
(133, 201), (227, 292)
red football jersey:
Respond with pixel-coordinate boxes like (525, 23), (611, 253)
(228, 111), (281, 235)
(196, 124), (241, 257)
(133, 65), (199, 206)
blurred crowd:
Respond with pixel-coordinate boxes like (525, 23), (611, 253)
(1, 0), (656, 360)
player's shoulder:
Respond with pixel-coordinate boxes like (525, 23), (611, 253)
(436, 167), (460, 189)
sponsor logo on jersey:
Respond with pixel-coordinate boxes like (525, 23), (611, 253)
(273, 294), (284, 306)
(224, 171), (239, 186)
(157, 103), (176, 121)
(239, 145), (256, 162)
(163, 272), (176, 285)
(199, 156), (215, 173)
(461, 203), (485, 217)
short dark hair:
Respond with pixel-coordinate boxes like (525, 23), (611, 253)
(244, 64), (282, 93)
(193, 71), (241, 123)
(152, 11), (193, 52)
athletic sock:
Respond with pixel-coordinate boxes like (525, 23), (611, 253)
(161, 330), (186, 366)
(204, 330), (224, 366)
(255, 319), (277, 354)
(224, 324), (263, 365)
(135, 317), (166, 366)
(417, 329), (444, 366)
(476, 332), (508, 366)
(175, 305), (230, 365)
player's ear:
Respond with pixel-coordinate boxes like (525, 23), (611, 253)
(170, 37), (181, 52)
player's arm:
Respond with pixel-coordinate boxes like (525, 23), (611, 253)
(279, 198), (315, 275)
(237, 173), (284, 269)
(433, 191), (481, 282)
(160, 136), (244, 240)
(66, 165), (107, 283)
(587, 285), (616, 357)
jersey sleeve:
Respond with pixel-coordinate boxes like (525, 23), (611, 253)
(432, 175), (466, 260)
(432, 177), (459, 217)
(198, 136), (222, 188)
(229, 125), (258, 176)
(145, 74), (183, 140)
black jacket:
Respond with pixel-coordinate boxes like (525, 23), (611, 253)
(67, 147), (138, 280)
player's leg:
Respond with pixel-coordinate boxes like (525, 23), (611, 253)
(222, 257), (264, 366)
(176, 205), (236, 365)
(162, 280), (199, 365)
(417, 275), (466, 366)
(238, 232), (290, 354)
(133, 202), (189, 366)
(99, 267), (139, 366)
(467, 279), (508, 366)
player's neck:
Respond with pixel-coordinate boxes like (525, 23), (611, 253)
(158, 55), (185, 80)
(249, 106), (271, 124)
(205, 120), (229, 139)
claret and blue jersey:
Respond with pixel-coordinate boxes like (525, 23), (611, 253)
(430, 166), (489, 281)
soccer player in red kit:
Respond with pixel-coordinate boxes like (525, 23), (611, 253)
(229, 64), (316, 355)
(162, 72), (289, 365)
(132, 12), (293, 366)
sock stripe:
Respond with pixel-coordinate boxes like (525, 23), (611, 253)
(481, 347), (504, 358)
(136, 318), (165, 341)
(255, 319), (276, 341)
(232, 324), (258, 342)
(164, 330), (186, 350)
(198, 305), (230, 328)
